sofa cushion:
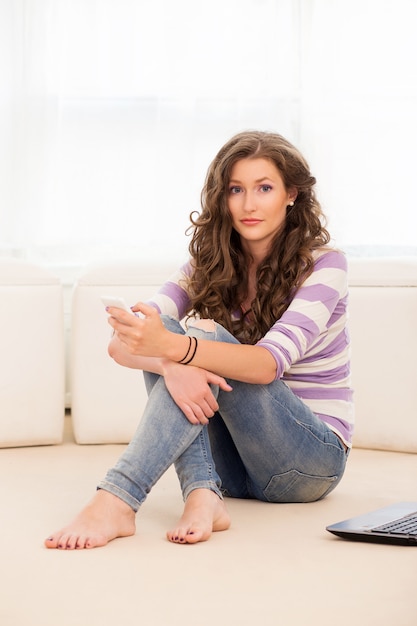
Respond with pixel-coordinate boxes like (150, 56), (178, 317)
(0, 258), (65, 447)
(348, 257), (417, 452)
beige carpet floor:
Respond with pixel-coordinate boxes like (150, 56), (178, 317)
(1, 417), (416, 626)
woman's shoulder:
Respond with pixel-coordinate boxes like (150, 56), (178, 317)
(312, 246), (348, 272)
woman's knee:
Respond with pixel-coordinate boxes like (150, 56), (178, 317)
(188, 319), (216, 332)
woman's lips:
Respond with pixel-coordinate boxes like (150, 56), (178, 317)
(241, 219), (262, 225)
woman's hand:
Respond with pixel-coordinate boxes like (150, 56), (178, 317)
(106, 302), (233, 424)
(106, 302), (172, 358)
(162, 361), (233, 425)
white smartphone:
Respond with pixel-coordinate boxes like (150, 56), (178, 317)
(101, 295), (136, 315)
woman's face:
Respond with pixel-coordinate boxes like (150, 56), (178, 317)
(227, 157), (297, 258)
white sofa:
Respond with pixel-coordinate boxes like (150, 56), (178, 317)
(348, 257), (417, 453)
(70, 256), (417, 452)
(1, 256), (416, 626)
(70, 261), (178, 444)
(0, 258), (65, 447)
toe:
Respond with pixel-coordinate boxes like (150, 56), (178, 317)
(44, 535), (59, 549)
(184, 528), (204, 544)
(65, 535), (80, 550)
(166, 528), (181, 543)
(57, 533), (72, 549)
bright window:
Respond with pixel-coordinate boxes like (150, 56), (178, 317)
(1, 0), (416, 270)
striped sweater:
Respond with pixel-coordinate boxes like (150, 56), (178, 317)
(148, 248), (354, 446)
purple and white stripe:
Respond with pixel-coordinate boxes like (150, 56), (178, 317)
(257, 249), (353, 443)
(147, 250), (354, 445)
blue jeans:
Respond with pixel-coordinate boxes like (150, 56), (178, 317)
(98, 317), (348, 510)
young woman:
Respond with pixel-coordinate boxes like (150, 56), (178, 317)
(45, 130), (353, 550)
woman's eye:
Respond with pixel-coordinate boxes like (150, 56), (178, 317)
(260, 184), (272, 192)
(229, 186), (242, 194)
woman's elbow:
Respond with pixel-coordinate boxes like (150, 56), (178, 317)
(256, 348), (278, 384)
(251, 362), (277, 385)
(257, 370), (277, 385)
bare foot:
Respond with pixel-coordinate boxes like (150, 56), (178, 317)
(44, 490), (136, 550)
(167, 488), (230, 545)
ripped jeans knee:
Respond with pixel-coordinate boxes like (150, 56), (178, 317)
(160, 315), (238, 345)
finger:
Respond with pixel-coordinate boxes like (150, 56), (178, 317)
(195, 397), (216, 418)
(110, 322), (142, 346)
(131, 302), (156, 317)
(219, 380), (233, 392)
(181, 404), (201, 425)
(107, 309), (138, 327)
(190, 404), (209, 425)
(205, 372), (233, 392)
(204, 395), (219, 414)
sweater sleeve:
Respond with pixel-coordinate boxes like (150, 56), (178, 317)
(257, 249), (349, 380)
(146, 262), (192, 320)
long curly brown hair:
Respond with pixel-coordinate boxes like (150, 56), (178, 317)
(186, 130), (330, 344)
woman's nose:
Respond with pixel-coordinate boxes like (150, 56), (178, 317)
(242, 192), (256, 212)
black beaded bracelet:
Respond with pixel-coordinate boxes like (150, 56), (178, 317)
(181, 336), (198, 365)
(177, 336), (192, 364)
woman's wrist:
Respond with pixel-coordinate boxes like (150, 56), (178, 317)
(164, 333), (199, 366)
(178, 336), (198, 365)
(164, 333), (192, 364)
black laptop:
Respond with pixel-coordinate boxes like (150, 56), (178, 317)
(326, 502), (417, 545)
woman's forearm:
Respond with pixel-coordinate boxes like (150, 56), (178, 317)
(164, 332), (278, 385)
(108, 309), (277, 384)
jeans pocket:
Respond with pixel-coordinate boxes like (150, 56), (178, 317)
(263, 469), (338, 503)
